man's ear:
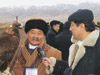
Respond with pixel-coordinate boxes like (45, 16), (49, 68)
(52, 25), (55, 29)
(80, 23), (85, 30)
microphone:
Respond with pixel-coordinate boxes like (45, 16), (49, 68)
(37, 47), (51, 72)
(37, 47), (47, 59)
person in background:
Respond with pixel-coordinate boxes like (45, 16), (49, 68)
(46, 20), (61, 47)
(96, 21), (100, 28)
(58, 22), (64, 33)
(11, 18), (62, 75)
(46, 22), (50, 30)
(42, 9), (100, 75)
(55, 21), (72, 61)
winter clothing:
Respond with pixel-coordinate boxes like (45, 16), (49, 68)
(55, 29), (72, 61)
(68, 9), (94, 21)
(24, 19), (48, 35)
(46, 29), (100, 75)
(11, 39), (61, 75)
(0, 67), (12, 75)
(46, 28), (58, 47)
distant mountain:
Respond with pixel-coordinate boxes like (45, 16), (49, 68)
(0, 2), (100, 23)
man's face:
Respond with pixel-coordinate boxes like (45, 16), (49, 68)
(27, 29), (44, 46)
(69, 21), (82, 40)
(53, 24), (60, 32)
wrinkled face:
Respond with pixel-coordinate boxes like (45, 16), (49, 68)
(27, 29), (44, 46)
(53, 24), (60, 32)
(69, 21), (82, 40)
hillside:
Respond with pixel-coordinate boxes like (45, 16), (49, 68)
(0, 2), (100, 23)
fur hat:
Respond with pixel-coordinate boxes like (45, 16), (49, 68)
(24, 18), (48, 35)
(68, 9), (94, 22)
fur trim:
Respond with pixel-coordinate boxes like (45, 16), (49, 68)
(83, 30), (99, 46)
(46, 65), (54, 74)
(68, 44), (79, 67)
(24, 19), (48, 35)
(69, 29), (99, 70)
(49, 57), (56, 66)
(45, 57), (56, 74)
(71, 29), (99, 46)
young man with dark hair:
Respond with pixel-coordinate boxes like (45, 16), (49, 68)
(46, 20), (61, 47)
(42, 9), (100, 75)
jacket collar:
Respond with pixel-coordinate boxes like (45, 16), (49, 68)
(69, 29), (99, 70)
(51, 28), (58, 35)
(22, 39), (46, 67)
(71, 29), (99, 46)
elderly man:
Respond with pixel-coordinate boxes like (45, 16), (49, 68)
(11, 18), (61, 75)
(42, 9), (100, 75)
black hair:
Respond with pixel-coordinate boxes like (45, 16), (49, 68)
(50, 20), (61, 28)
(74, 20), (95, 32)
(58, 22), (64, 33)
(64, 21), (70, 30)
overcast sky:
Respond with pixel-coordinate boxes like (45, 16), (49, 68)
(0, 0), (100, 8)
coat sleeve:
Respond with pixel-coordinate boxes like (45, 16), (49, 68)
(95, 55), (100, 75)
(95, 48), (100, 75)
(46, 33), (56, 47)
(46, 57), (68, 75)
(52, 60), (69, 75)
(96, 67), (100, 75)
(55, 49), (62, 60)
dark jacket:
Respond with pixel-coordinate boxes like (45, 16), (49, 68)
(46, 28), (57, 47)
(55, 29), (72, 61)
(51, 29), (100, 75)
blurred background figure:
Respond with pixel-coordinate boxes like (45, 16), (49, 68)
(13, 16), (21, 28)
(12, 21), (21, 28)
(10, 16), (24, 29)
(97, 21), (100, 28)
(0, 26), (20, 74)
(58, 22), (64, 34)
(46, 20), (61, 47)
(55, 21), (72, 61)
(46, 22), (50, 30)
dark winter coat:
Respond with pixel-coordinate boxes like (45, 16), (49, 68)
(48, 29), (100, 75)
(46, 28), (57, 47)
(55, 29), (72, 61)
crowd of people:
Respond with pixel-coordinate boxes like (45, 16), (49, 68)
(0, 9), (100, 75)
